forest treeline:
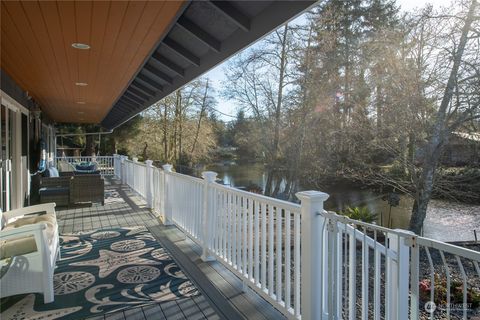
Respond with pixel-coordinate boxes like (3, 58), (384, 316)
(61, 0), (479, 234)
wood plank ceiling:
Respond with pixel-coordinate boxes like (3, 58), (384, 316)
(0, 0), (185, 123)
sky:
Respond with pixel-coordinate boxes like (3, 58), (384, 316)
(203, 0), (454, 121)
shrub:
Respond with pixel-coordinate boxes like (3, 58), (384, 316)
(338, 206), (377, 223)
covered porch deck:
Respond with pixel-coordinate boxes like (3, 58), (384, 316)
(54, 177), (285, 320)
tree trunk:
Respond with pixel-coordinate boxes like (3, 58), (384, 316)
(177, 91), (183, 161)
(264, 168), (274, 196)
(191, 80), (209, 154)
(85, 134), (95, 156)
(376, 84), (382, 134)
(408, 0), (477, 234)
(163, 103), (168, 162)
(142, 142), (148, 161)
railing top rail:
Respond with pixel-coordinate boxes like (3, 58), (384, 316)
(416, 235), (480, 261)
(211, 182), (301, 213)
(124, 159), (147, 167)
(59, 155), (113, 158)
(322, 210), (480, 261)
(166, 170), (204, 183)
(320, 210), (415, 237)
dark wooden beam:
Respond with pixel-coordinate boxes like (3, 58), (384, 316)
(176, 16), (221, 52)
(144, 63), (173, 85)
(137, 74), (164, 91)
(122, 94), (144, 107)
(128, 87), (150, 101)
(163, 37), (201, 67)
(132, 80), (156, 96)
(151, 52), (185, 77)
(124, 92), (146, 105)
(113, 103), (129, 112)
(208, 1), (250, 32)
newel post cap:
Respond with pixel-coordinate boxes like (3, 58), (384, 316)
(296, 190), (329, 203)
(145, 160), (153, 167)
(162, 164), (173, 172)
(202, 171), (218, 182)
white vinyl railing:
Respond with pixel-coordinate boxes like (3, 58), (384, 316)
(56, 155), (114, 176)
(113, 155), (480, 320)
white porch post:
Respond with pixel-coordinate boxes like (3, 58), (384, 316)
(145, 160), (153, 209)
(113, 154), (119, 178)
(162, 164), (173, 225)
(120, 156), (128, 185)
(132, 157), (138, 190)
(113, 154), (118, 178)
(386, 230), (412, 320)
(201, 171), (217, 262)
(296, 190), (329, 320)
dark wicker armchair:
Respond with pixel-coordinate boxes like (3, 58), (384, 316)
(70, 175), (105, 205)
(39, 176), (71, 206)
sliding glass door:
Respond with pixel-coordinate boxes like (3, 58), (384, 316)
(0, 104), (14, 211)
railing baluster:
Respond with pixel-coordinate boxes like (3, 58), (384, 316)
(454, 255), (467, 320)
(276, 206), (282, 303)
(248, 198), (254, 282)
(336, 226), (342, 317)
(349, 226), (357, 320)
(227, 193), (232, 263)
(425, 247), (435, 320)
(261, 202), (267, 291)
(294, 212), (300, 318)
(243, 196), (248, 277)
(268, 204), (275, 297)
(361, 227), (369, 319)
(439, 250), (451, 319)
(254, 200), (260, 285)
(285, 210), (291, 312)
(223, 191), (227, 260)
(373, 229), (381, 320)
(234, 195), (239, 269)
(410, 234), (420, 320)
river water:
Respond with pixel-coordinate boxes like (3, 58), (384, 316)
(203, 163), (480, 242)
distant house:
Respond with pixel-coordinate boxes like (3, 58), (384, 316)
(441, 132), (480, 166)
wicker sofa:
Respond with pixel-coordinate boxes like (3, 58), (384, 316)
(39, 176), (71, 206)
(39, 175), (104, 206)
(70, 175), (105, 205)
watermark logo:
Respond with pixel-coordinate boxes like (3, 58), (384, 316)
(425, 301), (436, 313)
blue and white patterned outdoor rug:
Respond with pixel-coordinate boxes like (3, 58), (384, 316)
(0, 227), (199, 319)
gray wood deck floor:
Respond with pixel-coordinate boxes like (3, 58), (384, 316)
(54, 178), (286, 320)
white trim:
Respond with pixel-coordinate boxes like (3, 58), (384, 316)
(0, 90), (30, 115)
(0, 90), (30, 209)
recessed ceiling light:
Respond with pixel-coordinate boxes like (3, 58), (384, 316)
(77, 101), (86, 104)
(75, 82), (88, 86)
(78, 111), (85, 114)
(79, 118), (85, 121)
(71, 43), (90, 50)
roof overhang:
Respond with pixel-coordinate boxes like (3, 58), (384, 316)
(1, 1), (316, 129)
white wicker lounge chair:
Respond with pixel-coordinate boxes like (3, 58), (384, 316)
(0, 203), (59, 303)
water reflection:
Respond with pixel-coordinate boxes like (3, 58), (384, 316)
(204, 163), (480, 242)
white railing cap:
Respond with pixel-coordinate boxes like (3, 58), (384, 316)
(202, 171), (218, 182)
(162, 164), (173, 172)
(296, 190), (329, 202)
